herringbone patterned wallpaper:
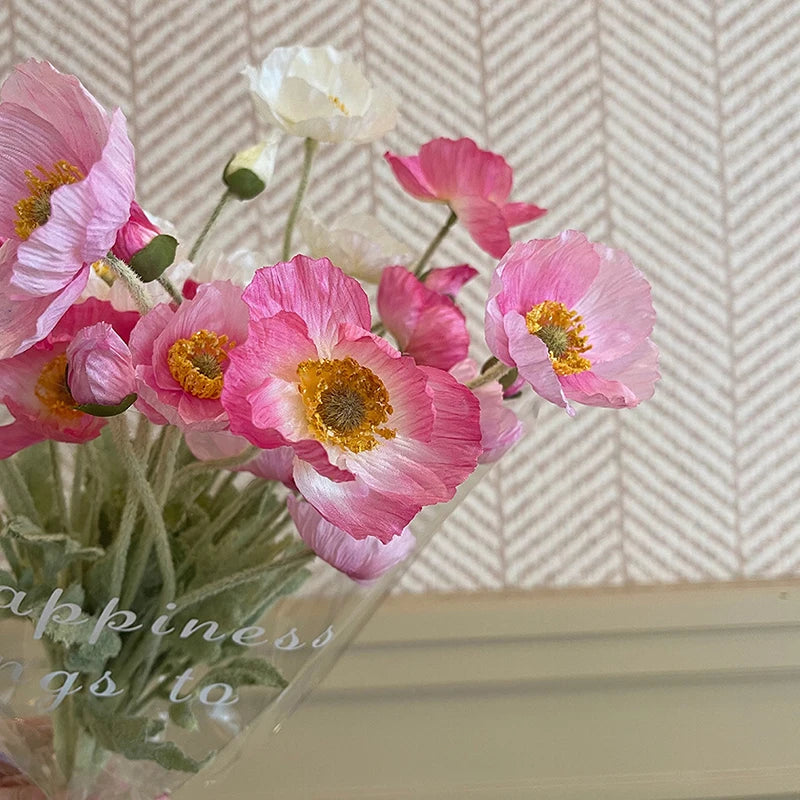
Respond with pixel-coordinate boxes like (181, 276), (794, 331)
(4, 0), (798, 590)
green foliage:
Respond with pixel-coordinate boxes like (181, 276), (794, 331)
(88, 716), (208, 773)
(200, 656), (287, 690)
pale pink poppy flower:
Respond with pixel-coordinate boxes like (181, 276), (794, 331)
(129, 281), (248, 432)
(384, 138), (545, 258)
(287, 494), (415, 583)
(66, 322), (135, 407)
(222, 255), (482, 542)
(0, 299), (138, 458)
(377, 266), (469, 371)
(450, 359), (523, 464)
(485, 231), (659, 414)
(0, 60), (136, 359)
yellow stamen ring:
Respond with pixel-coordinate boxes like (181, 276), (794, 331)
(14, 161), (84, 240)
(297, 356), (395, 453)
(167, 330), (233, 399)
(35, 354), (82, 421)
(525, 300), (592, 376)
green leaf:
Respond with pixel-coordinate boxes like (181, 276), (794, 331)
(89, 716), (209, 773)
(129, 235), (179, 282)
(76, 393), (137, 418)
(200, 656), (287, 691)
(168, 701), (198, 731)
(4, 517), (104, 583)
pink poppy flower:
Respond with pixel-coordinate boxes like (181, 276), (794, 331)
(384, 138), (545, 258)
(450, 359), (523, 464)
(377, 266), (469, 371)
(422, 264), (477, 296)
(485, 231), (659, 414)
(66, 322), (135, 407)
(129, 281), (248, 431)
(287, 495), (416, 583)
(0, 299), (138, 458)
(222, 255), (482, 543)
(0, 60), (136, 359)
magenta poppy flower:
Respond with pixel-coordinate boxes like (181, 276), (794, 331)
(0, 60), (136, 360)
(129, 281), (248, 432)
(377, 266), (469, 370)
(0, 299), (138, 458)
(485, 231), (659, 414)
(384, 138), (545, 258)
(287, 495), (416, 583)
(222, 255), (482, 543)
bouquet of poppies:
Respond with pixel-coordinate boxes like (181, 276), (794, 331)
(0, 46), (658, 799)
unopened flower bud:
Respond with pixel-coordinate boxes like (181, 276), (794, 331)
(67, 323), (137, 416)
(113, 202), (178, 282)
(223, 132), (280, 200)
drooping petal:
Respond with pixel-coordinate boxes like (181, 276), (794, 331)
(450, 195), (512, 259)
(288, 495), (415, 583)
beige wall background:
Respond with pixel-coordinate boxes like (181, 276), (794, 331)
(3, 0), (798, 591)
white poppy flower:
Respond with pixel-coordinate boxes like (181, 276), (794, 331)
(298, 207), (411, 283)
(244, 45), (397, 143)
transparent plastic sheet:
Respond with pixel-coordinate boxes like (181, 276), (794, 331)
(0, 396), (539, 799)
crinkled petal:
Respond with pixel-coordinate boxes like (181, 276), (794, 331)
(288, 495), (415, 583)
(0, 264), (89, 359)
(243, 255), (371, 349)
(489, 232), (602, 315)
(562, 339), (659, 408)
(574, 243), (656, 362)
(11, 109), (135, 295)
(294, 458), (422, 543)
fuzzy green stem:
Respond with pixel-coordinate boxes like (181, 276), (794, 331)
(0, 459), (40, 524)
(157, 274), (183, 305)
(105, 254), (153, 314)
(188, 190), (232, 262)
(110, 417), (176, 604)
(467, 359), (514, 389)
(282, 138), (319, 261)
(69, 445), (86, 532)
(414, 209), (457, 277)
(48, 441), (70, 529)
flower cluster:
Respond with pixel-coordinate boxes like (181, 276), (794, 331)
(0, 45), (660, 796)
(0, 49), (658, 578)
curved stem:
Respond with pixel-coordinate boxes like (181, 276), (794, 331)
(282, 138), (319, 261)
(48, 441), (69, 531)
(105, 254), (153, 314)
(467, 360), (514, 389)
(413, 209), (457, 277)
(157, 274), (183, 305)
(188, 189), (232, 262)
